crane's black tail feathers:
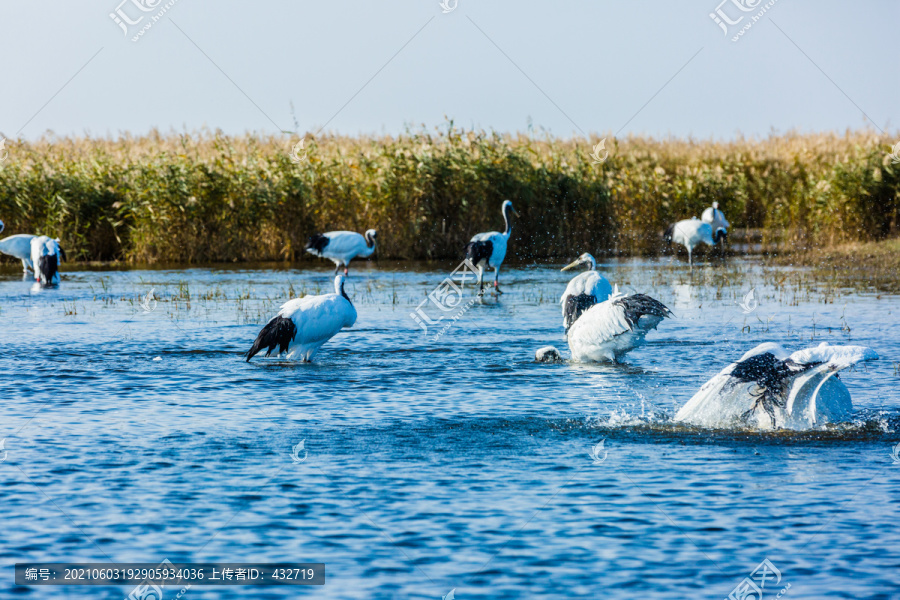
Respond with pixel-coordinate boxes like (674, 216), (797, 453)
(247, 315), (298, 361)
(464, 240), (492, 267)
(728, 352), (819, 428)
(663, 224), (675, 243)
(305, 234), (330, 255)
(38, 254), (58, 284)
(613, 294), (673, 329)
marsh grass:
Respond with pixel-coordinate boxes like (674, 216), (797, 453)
(1, 127), (897, 263)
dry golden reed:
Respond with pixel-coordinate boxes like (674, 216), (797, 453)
(0, 126), (897, 263)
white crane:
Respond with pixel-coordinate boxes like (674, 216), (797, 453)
(565, 287), (672, 362)
(664, 217), (723, 272)
(246, 274), (357, 363)
(30, 236), (64, 285)
(464, 200), (518, 295)
(559, 252), (613, 331)
(305, 229), (377, 275)
(674, 342), (878, 430)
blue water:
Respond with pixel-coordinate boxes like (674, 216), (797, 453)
(1, 259), (899, 599)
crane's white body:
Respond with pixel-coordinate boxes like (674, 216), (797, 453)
(0, 233), (36, 272)
(30, 235), (62, 285)
(560, 253), (612, 331)
(248, 275), (357, 362)
(566, 288), (671, 363)
(275, 294), (357, 361)
(465, 200), (517, 294)
(667, 218), (714, 271)
(306, 230), (376, 274)
(674, 342), (878, 431)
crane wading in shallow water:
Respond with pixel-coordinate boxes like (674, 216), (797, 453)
(246, 274), (357, 363)
(305, 229), (377, 275)
(674, 342), (879, 430)
(559, 253), (613, 332)
(664, 217), (725, 273)
(464, 200), (518, 295)
(1, 220), (67, 281)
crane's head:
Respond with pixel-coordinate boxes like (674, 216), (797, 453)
(561, 252), (596, 272)
(535, 346), (563, 363)
(365, 229), (378, 247)
(712, 201), (720, 209)
(0, 219), (4, 234)
(502, 200), (518, 217)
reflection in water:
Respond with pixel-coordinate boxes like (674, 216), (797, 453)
(672, 282), (694, 309)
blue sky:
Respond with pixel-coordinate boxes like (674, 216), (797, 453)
(0, 0), (896, 140)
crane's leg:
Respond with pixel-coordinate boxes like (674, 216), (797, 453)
(688, 248), (693, 275)
(477, 265), (485, 296)
(21, 259), (31, 273)
(493, 267), (502, 295)
(333, 261), (342, 275)
(344, 260), (350, 276)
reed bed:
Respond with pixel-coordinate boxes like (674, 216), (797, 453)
(0, 127), (897, 263)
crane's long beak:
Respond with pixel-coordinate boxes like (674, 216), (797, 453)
(561, 259), (581, 272)
(510, 207), (519, 217)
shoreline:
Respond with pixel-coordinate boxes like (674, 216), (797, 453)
(3, 236), (898, 271)
(768, 237), (900, 269)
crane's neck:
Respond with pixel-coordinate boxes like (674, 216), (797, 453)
(335, 277), (351, 302)
(502, 205), (512, 237)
